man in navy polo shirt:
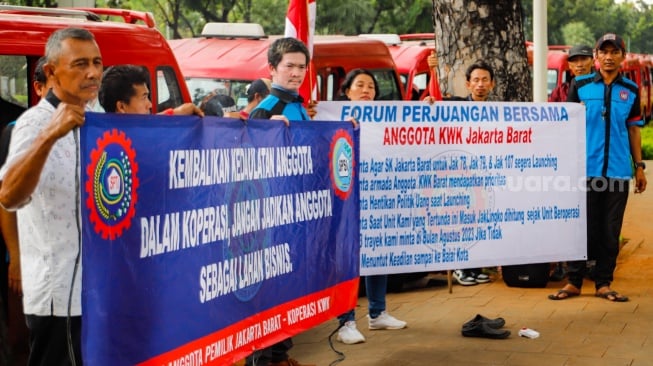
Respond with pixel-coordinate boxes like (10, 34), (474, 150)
(549, 33), (647, 302)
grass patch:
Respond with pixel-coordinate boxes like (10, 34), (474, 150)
(642, 124), (653, 160)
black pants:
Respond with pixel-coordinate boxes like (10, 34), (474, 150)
(1, 243), (8, 321)
(567, 178), (629, 290)
(245, 337), (293, 365)
(0, 296), (8, 365)
(25, 315), (82, 366)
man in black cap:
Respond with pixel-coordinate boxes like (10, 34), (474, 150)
(548, 43), (595, 282)
(199, 93), (243, 119)
(198, 92), (224, 117)
(549, 44), (594, 102)
(240, 78), (271, 119)
(549, 33), (647, 302)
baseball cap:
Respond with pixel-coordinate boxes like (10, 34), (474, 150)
(246, 78), (272, 99)
(199, 93), (224, 117)
(214, 94), (238, 113)
(567, 45), (593, 60)
(595, 33), (626, 52)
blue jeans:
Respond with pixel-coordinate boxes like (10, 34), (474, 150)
(338, 275), (387, 324)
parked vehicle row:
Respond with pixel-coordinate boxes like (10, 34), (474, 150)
(0, 5), (191, 115)
(168, 22), (405, 108)
(1, 7), (439, 119)
(22, 7), (653, 122)
(527, 41), (653, 123)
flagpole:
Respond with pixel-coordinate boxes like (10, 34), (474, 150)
(285, 0), (315, 107)
(431, 2), (451, 291)
(430, 1), (443, 101)
(306, 0), (314, 103)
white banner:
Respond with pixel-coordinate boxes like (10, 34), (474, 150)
(315, 101), (587, 275)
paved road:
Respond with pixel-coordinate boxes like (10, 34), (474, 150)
(286, 162), (653, 366)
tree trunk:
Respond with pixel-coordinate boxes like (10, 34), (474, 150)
(432, 0), (531, 101)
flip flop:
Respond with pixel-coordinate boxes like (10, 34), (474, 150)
(595, 290), (629, 302)
(548, 289), (580, 300)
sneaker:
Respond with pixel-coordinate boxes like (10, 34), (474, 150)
(368, 311), (407, 330)
(336, 321), (365, 344)
(453, 269), (477, 286)
(470, 270), (491, 284)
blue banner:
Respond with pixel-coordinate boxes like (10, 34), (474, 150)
(80, 113), (360, 365)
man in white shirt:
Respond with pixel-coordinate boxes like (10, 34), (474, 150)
(0, 27), (103, 366)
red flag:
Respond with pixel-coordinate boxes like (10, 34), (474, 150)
(428, 69), (443, 101)
(428, 50), (443, 100)
(285, 0), (317, 103)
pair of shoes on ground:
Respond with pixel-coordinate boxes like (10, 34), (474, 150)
(461, 314), (510, 339)
(268, 358), (315, 366)
(453, 269), (490, 286)
(337, 312), (407, 344)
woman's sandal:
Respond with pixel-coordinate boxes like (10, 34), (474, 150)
(595, 290), (629, 302)
(548, 289), (580, 300)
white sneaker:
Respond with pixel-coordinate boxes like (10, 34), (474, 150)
(472, 271), (491, 284)
(336, 321), (365, 344)
(453, 269), (477, 286)
(368, 311), (407, 330)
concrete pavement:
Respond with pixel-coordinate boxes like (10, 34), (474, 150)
(285, 162), (653, 366)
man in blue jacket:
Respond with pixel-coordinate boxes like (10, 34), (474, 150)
(249, 38), (311, 123)
(246, 37), (313, 366)
(549, 33), (647, 302)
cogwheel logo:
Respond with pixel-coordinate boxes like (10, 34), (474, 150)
(329, 129), (354, 200)
(85, 129), (139, 240)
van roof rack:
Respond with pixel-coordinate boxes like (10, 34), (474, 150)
(399, 33), (434, 42)
(201, 22), (267, 39)
(68, 7), (156, 27)
(0, 5), (157, 27)
(358, 33), (402, 46)
(0, 5), (101, 21)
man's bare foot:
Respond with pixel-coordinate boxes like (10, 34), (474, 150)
(595, 286), (628, 302)
(548, 284), (580, 300)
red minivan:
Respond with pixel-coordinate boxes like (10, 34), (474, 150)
(0, 5), (191, 113)
(169, 22), (405, 108)
(360, 33), (442, 101)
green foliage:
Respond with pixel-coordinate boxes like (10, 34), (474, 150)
(561, 21), (594, 47)
(0, 56), (28, 101)
(521, 0), (653, 53)
(247, 0), (285, 34)
(641, 124), (653, 160)
(12, 94), (28, 104)
(2, 0), (56, 7)
(316, 1), (376, 35)
(629, 2), (653, 54)
(373, 0), (432, 34)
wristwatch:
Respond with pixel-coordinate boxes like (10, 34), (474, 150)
(634, 161), (646, 170)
